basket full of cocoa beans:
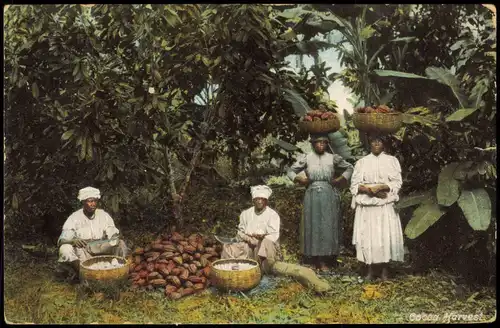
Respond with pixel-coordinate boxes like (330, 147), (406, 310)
(299, 108), (340, 134)
(128, 232), (221, 300)
(353, 105), (402, 134)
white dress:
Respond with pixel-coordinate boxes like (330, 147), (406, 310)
(350, 152), (405, 264)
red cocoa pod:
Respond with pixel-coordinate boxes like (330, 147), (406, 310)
(184, 281), (194, 288)
(160, 251), (175, 260)
(159, 267), (170, 278)
(202, 266), (211, 278)
(129, 272), (139, 279)
(134, 255), (142, 265)
(188, 276), (203, 283)
(194, 253), (201, 260)
(181, 288), (194, 296)
(164, 245), (177, 252)
(173, 257), (183, 265)
(171, 267), (182, 276)
(139, 270), (149, 279)
(168, 292), (182, 300)
(147, 263), (155, 272)
(172, 232), (184, 241)
(148, 272), (161, 280)
(151, 279), (167, 287)
(145, 251), (160, 261)
(157, 259), (169, 265)
(192, 261), (202, 268)
(134, 264), (143, 272)
(165, 285), (177, 294)
(303, 115), (313, 122)
(179, 268), (189, 281)
(188, 240), (198, 248)
(166, 262), (176, 271)
(193, 283), (204, 291)
(182, 263), (190, 269)
(137, 278), (147, 286)
(161, 240), (174, 245)
(177, 245), (184, 254)
(151, 243), (165, 252)
(184, 245), (196, 254)
(178, 240), (189, 247)
(133, 248), (145, 255)
(182, 253), (190, 261)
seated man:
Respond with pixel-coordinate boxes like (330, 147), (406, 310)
(56, 186), (128, 281)
(221, 185), (280, 273)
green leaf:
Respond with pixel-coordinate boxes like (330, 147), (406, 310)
(437, 162), (461, 206)
(213, 56), (222, 67)
(31, 82), (39, 98)
(453, 161), (474, 180)
(270, 137), (300, 152)
(202, 57), (211, 67)
(457, 189), (492, 231)
(374, 70), (428, 79)
(360, 25), (376, 39)
(390, 37), (417, 43)
(395, 190), (433, 209)
(404, 199), (447, 239)
(424, 67), (469, 109)
(445, 108), (479, 122)
(401, 113), (440, 127)
(61, 129), (74, 141)
(282, 88), (310, 117)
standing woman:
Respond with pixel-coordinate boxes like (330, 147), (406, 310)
(287, 134), (354, 271)
(350, 135), (404, 281)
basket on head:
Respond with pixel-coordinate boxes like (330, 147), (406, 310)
(352, 112), (403, 134)
(79, 255), (129, 283)
(299, 115), (340, 134)
(210, 258), (261, 292)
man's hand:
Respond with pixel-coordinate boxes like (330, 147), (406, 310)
(375, 191), (388, 199)
(359, 185), (375, 197)
(248, 237), (259, 247)
(332, 176), (347, 188)
(252, 234), (266, 240)
(72, 239), (88, 248)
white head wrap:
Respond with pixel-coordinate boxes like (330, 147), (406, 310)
(77, 186), (101, 201)
(250, 185), (272, 199)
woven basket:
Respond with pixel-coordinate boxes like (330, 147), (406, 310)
(79, 255), (129, 283)
(298, 116), (340, 134)
(210, 259), (261, 292)
(352, 112), (403, 134)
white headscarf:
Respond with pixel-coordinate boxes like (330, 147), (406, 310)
(77, 186), (101, 201)
(250, 185), (272, 199)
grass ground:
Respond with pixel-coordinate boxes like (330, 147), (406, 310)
(4, 241), (496, 324)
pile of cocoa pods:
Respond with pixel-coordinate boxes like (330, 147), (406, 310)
(302, 109), (337, 122)
(128, 231), (222, 300)
(355, 105), (393, 113)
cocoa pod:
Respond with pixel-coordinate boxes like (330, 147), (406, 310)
(184, 245), (196, 254)
(171, 232), (184, 241)
(194, 253), (201, 260)
(147, 263), (155, 272)
(165, 285), (177, 294)
(129, 272), (139, 279)
(168, 292), (182, 300)
(177, 245), (184, 254)
(181, 288), (194, 296)
(151, 279), (167, 287)
(134, 255), (142, 265)
(154, 263), (161, 271)
(164, 245), (177, 252)
(200, 277), (207, 284)
(133, 248), (145, 255)
(159, 268), (170, 278)
(160, 251), (175, 260)
(148, 272), (161, 280)
(151, 243), (165, 252)
(173, 256), (183, 265)
(188, 233), (198, 241)
(182, 263), (190, 269)
(193, 283), (204, 291)
(192, 261), (202, 268)
(188, 255), (194, 262)
(178, 240), (189, 247)
(134, 264), (144, 272)
(188, 276), (203, 283)
(161, 240), (174, 245)
(168, 276), (182, 287)
(200, 257), (209, 267)
(157, 263), (167, 271)
(137, 278), (147, 286)
(171, 267), (182, 276)
(196, 243), (205, 253)
(188, 264), (198, 274)
(202, 266), (211, 278)
(182, 253), (190, 261)
(184, 281), (194, 288)
(139, 270), (149, 279)
(166, 262), (176, 271)
(179, 268), (189, 281)
(204, 247), (215, 253)
(157, 259), (169, 264)
(188, 240), (198, 248)
(144, 245), (152, 252)
(145, 251), (160, 260)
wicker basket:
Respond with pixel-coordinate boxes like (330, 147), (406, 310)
(210, 259), (261, 292)
(298, 116), (340, 134)
(352, 112), (403, 134)
(79, 255), (129, 283)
